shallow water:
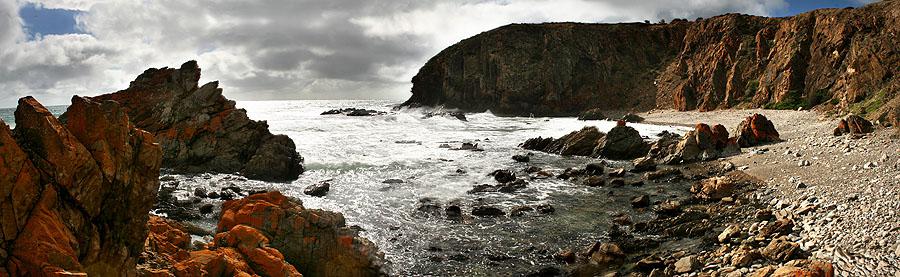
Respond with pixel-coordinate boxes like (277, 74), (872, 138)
(1, 100), (693, 276)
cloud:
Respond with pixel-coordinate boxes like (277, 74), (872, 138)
(1, 0), (799, 108)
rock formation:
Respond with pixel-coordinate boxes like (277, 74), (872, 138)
(403, 1), (900, 126)
(91, 61), (304, 181)
(1, 96), (162, 276)
(521, 125), (649, 160)
(650, 123), (740, 164)
(833, 114), (874, 136)
(216, 191), (385, 277)
(735, 114), (780, 147)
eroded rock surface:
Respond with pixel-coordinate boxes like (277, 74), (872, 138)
(1, 96), (162, 276)
(91, 61), (304, 181)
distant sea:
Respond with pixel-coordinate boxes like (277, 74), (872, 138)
(0, 105), (68, 128)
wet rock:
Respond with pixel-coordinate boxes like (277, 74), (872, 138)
(735, 114), (780, 147)
(536, 204), (555, 214)
(547, 127), (605, 156)
(525, 166), (543, 173)
(833, 115), (874, 136)
(596, 125), (650, 160)
(303, 181), (331, 197)
(417, 198), (443, 217)
(199, 204), (214, 214)
(585, 242), (625, 267)
(631, 157), (656, 172)
(382, 178), (405, 184)
(512, 154), (531, 162)
(608, 168), (626, 178)
(645, 168), (682, 180)
(584, 163), (605, 175)
(526, 266), (563, 277)
(609, 179), (626, 187)
(90, 61), (304, 181)
(635, 256), (664, 271)
(445, 205), (462, 219)
(193, 187), (207, 198)
(472, 206), (506, 217)
(454, 142), (483, 151)
(621, 113), (644, 123)
(490, 169), (516, 183)
(498, 179), (528, 192)
(555, 250), (577, 264)
(582, 176), (605, 187)
(520, 137), (554, 151)
(578, 108), (607, 120)
(631, 195), (651, 208)
(510, 206), (535, 217)
(654, 200), (682, 216)
(322, 108), (387, 116)
(423, 111), (467, 121)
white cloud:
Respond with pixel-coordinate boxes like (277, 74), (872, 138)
(1, 0), (795, 108)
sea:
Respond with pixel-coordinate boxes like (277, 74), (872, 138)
(0, 100), (691, 276)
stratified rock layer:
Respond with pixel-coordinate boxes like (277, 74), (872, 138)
(1, 96), (162, 276)
(404, 1), (900, 126)
(91, 61), (304, 181)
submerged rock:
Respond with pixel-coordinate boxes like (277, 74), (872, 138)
(322, 108), (387, 116)
(472, 206), (506, 217)
(304, 181), (331, 197)
(90, 61), (304, 181)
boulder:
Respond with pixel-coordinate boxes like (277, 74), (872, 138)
(546, 127), (605, 156)
(653, 123), (740, 164)
(620, 113), (644, 123)
(631, 195), (650, 208)
(595, 125), (649, 160)
(691, 176), (739, 200)
(304, 181), (331, 197)
(2, 96), (162, 276)
(833, 115), (874, 136)
(472, 206), (506, 217)
(90, 61), (304, 181)
(735, 114), (780, 147)
(577, 108), (606, 120)
(217, 191), (385, 276)
(585, 242), (625, 267)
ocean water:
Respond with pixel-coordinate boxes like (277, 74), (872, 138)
(1, 100), (692, 276)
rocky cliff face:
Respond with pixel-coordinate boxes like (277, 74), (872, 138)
(1, 96), (162, 276)
(91, 61), (304, 181)
(404, 1), (900, 125)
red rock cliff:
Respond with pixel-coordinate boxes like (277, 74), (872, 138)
(404, 1), (900, 125)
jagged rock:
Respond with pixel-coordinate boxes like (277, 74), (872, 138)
(322, 108), (387, 116)
(762, 237), (799, 262)
(490, 169), (516, 183)
(91, 61), (304, 181)
(631, 195), (651, 208)
(692, 175), (739, 200)
(577, 108), (606, 120)
(620, 113), (644, 123)
(631, 157), (656, 172)
(2, 96), (162, 276)
(545, 127), (604, 156)
(735, 114), (780, 147)
(833, 115), (874, 136)
(585, 242), (625, 267)
(402, 2), (900, 122)
(217, 191), (385, 276)
(472, 206), (505, 217)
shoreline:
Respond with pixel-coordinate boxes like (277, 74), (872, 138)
(639, 109), (900, 276)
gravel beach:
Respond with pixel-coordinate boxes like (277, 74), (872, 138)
(642, 109), (900, 276)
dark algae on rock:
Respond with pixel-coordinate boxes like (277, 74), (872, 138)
(91, 61), (305, 181)
(403, 1), (900, 126)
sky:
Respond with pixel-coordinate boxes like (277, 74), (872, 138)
(0, 0), (877, 108)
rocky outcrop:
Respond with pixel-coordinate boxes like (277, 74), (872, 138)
(833, 115), (874, 136)
(403, 1), (900, 126)
(735, 114), (780, 147)
(1, 96), (162, 276)
(91, 61), (304, 181)
(521, 125), (649, 160)
(651, 123), (740, 164)
(217, 191), (385, 277)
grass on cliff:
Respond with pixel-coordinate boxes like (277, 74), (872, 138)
(765, 89), (829, 110)
(849, 89), (888, 115)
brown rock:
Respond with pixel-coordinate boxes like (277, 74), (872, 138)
(833, 115), (874, 136)
(762, 237), (799, 262)
(585, 242), (625, 267)
(90, 61), (304, 181)
(692, 176), (739, 200)
(735, 114), (780, 147)
(596, 125), (650, 160)
(771, 260), (834, 277)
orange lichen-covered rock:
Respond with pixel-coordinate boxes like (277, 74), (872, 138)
(218, 191), (385, 277)
(735, 113), (780, 147)
(1, 96), (162, 276)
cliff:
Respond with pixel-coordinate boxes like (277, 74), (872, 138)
(90, 61), (305, 181)
(403, 1), (900, 125)
(1, 96), (162, 276)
